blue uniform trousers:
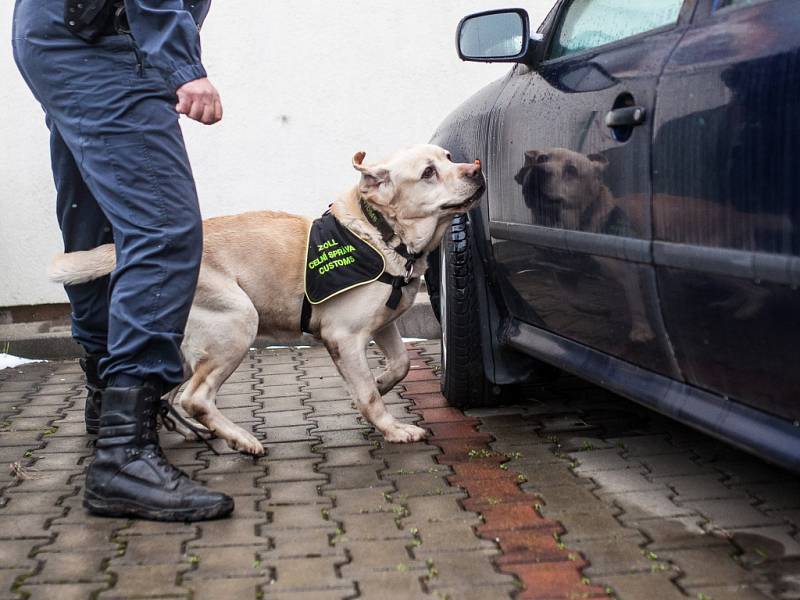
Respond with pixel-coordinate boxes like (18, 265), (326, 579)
(12, 0), (203, 388)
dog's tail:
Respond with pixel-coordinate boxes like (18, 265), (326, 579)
(48, 244), (116, 285)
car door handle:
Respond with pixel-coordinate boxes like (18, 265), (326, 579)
(605, 106), (646, 128)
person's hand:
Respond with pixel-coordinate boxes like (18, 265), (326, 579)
(175, 78), (223, 125)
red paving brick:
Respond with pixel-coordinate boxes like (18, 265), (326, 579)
(401, 368), (440, 382)
(477, 502), (552, 534)
(401, 380), (442, 394)
(410, 407), (468, 423)
(426, 420), (484, 440)
(494, 529), (571, 558)
(495, 548), (574, 566)
(458, 481), (531, 508)
(404, 392), (449, 409)
(429, 439), (501, 463)
(400, 350), (597, 600)
(449, 460), (513, 481)
(506, 561), (606, 599)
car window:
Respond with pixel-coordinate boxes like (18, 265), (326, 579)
(547, 0), (684, 60)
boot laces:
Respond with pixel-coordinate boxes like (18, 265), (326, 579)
(150, 447), (189, 483)
(140, 405), (191, 483)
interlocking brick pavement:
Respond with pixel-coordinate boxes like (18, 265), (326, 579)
(2, 341), (799, 599)
(1, 344), (522, 599)
(468, 359), (800, 600)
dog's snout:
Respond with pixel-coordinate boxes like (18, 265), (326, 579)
(462, 160), (482, 179)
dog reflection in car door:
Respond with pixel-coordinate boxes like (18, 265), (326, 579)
(514, 148), (655, 343)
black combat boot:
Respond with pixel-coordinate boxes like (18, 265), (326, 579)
(79, 354), (105, 435)
(84, 384), (234, 521)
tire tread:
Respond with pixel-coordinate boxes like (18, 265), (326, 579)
(440, 214), (489, 408)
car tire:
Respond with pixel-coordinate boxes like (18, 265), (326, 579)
(439, 214), (491, 408)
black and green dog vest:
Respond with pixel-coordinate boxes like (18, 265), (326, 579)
(300, 211), (418, 333)
(304, 213), (386, 305)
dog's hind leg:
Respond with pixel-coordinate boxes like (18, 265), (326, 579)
(325, 330), (426, 444)
(162, 385), (213, 442)
(178, 289), (264, 455)
(155, 358), (213, 441)
(372, 322), (410, 395)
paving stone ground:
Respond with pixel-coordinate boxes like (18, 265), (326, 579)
(1, 340), (798, 600)
(472, 372), (800, 600)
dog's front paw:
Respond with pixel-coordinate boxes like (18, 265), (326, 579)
(383, 422), (427, 444)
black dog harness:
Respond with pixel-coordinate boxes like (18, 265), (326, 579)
(299, 200), (424, 333)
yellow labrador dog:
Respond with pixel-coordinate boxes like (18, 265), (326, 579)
(49, 145), (484, 455)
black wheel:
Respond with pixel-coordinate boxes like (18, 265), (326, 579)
(438, 214), (491, 408)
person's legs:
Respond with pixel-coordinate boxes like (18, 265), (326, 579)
(15, 2), (112, 430)
(49, 117), (114, 357)
(65, 64), (202, 390)
(49, 119), (114, 432)
(12, 0), (232, 520)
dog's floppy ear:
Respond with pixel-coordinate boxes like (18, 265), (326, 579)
(523, 150), (540, 167)
(352, 151), (392, 205)
(515, 150), (540, 184)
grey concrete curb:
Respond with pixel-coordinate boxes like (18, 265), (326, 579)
(0, 293), (441, 360)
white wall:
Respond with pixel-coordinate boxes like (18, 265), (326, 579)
(1, 1), (553, 307)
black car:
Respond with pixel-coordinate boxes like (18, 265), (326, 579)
(426, 0), (800, 470)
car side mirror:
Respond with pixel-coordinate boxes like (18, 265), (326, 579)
(456, 8), (540, 64)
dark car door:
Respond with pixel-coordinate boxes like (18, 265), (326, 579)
(652, 0), (800, 421)
(486, 0), (693, 376)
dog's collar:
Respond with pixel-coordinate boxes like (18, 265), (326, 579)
(359, 198), (423, 273)
(359, 198), (396, 244)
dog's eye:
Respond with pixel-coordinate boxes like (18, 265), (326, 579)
(536, 154), (549, 164)
(563, 164), (579, 178)
(421, 166), (436, 180)
(445, 153), (453, 162)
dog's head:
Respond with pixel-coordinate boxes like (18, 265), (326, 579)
(352, 145), (484, 226)
(514, 148), (608, 225)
